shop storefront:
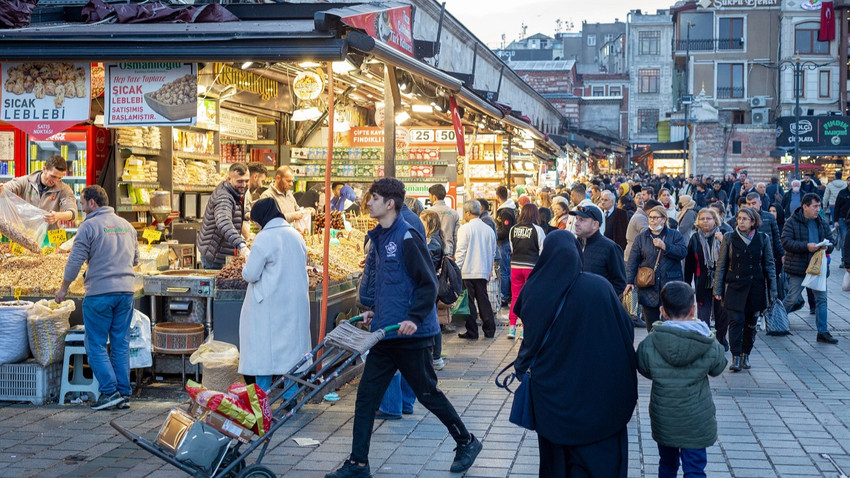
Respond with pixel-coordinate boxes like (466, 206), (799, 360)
(776, 115), (850, 181)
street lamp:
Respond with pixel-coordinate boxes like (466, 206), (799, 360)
(757, 54), (832, 180)
(682, 21), (694, 176)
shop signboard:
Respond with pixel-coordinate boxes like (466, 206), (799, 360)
(776, 116), (850, 150)
(105, 62), (197, 127)
(338, 5), (414, 57)
(350, 127), (385, 147)
(407, 181), (457, 209)
(220, 109), (257, 140)
(1, 62), (91, 140)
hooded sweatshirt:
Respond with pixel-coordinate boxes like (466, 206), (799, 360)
(823, 179), (847, 207)
(637, 321), (727, 449)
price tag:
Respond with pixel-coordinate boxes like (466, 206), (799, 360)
(10, 242), (24, 255)
(409, 128), (435, 144)
(435, 128), (456, 144)
(48, 229), (67, 245)
(14, 287), (22, 301)
(142, 228), (162, 244)
(42, 246), (56, 256)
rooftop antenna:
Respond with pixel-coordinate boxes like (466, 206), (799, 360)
(520, 22), (527, 40)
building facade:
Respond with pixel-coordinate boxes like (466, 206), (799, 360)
(627, 9), (675, 146)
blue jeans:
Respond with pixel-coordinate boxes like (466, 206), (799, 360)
(378, 372), (415, 416)
(82, 293), (134, 396)
(200, 256), (223, 270)
(256, 376), (297, 400)
(658, 444), (707, 478)
(783, 273), (829, 334)
(498, 242), (512, 302)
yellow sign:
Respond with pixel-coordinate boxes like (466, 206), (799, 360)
(10, 242), (24, 255)
(48, 229), (67, 245)
(14, 287), (22, 301)
(42, 246), (56, 256)
(292, 71), (323, 100)
(212, 63), (278, 100)
(142, 228), (162, 244)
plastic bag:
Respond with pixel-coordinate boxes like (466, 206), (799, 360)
(228, 383), (272, 437)
(801, 257), (828, 291)
(843, 271), (850, 292)
(291, 209), (312, 234)
(0, 189), (47, 253)
(806, 249), (825, 276)
(190, 335), (242, 392)
(0, 301), (33, 364)
(129, 310), (152, 369)
(26, 299), (74, 366)
(185, 380), (257, 430)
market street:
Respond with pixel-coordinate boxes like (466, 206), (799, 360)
(1, 269), (849, 478)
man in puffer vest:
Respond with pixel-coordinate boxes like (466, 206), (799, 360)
(326, 178), (481, 478)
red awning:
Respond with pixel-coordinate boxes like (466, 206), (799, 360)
(776, 163), (823, 171)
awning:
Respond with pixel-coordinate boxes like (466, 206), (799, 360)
(777, 163), (824, 171)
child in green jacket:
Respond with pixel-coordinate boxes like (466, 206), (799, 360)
(637, 281), (727, 478)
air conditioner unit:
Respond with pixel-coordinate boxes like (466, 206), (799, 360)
(752, 107), (769, 125)
(749, 96), (769, 108)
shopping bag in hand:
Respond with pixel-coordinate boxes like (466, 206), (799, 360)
(843, 271), (850, 291)
(764, 300), (790, 336)
(806, 249), (825, 276)
(620, 289), (639, 318)
(450, 289), (470, 316)
(801, 257), (828, 291)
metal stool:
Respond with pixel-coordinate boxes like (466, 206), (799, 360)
(59, 329), (100, 405)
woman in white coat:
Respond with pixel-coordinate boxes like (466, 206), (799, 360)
(239, 198), (311, 394)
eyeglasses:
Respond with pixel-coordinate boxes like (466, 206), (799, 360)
(648, 215), (666, 221)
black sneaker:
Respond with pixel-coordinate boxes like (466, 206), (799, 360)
(817, 332), (839, 344)
(325, 459), (370, 478)
(117, 396), (130, 409)
(91, 391), (123, 411)
(450, 434), (482, 473)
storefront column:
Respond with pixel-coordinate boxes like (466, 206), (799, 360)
(383, 67), (397, 177)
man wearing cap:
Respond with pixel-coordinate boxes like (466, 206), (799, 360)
(571, 204), (626, 297)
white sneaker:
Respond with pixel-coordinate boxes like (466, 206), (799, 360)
(518, 326), (524, 340)
(433, 358), (445, 370)
(507, 326), (516, 339)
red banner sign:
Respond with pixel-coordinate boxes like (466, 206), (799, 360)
(449, 96), (466, 157)
(340, 5), (414, 57)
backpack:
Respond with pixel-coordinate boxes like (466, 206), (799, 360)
(437, 256), (463, 305)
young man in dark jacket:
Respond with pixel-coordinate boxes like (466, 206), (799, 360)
(494, 185), (516, 306)
(572, 204), (627, 296)
(781, 193), (838, 344)
(327, 179), (482, 478)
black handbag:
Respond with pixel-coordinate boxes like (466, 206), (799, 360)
(495, 286), (572, 430)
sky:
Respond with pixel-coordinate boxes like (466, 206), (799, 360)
(442, 0), (676, 48)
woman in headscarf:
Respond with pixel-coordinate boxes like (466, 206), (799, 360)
(238, 198), (311, 394)
(514, 230), (637, 477)
(658, 188), (678, 226)
(549, 196), (570, 230)
(677, 194), (697, 245)
(684, 207), (729, 350)
(713, 207), (777, 372)
(625, 205), (689, 331)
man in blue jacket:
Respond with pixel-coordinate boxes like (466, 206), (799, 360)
(327, 178), (481, 478)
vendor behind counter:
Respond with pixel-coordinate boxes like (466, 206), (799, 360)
(0, 154), (77, 230)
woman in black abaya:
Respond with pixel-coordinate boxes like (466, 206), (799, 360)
(513, 230), (637, 478)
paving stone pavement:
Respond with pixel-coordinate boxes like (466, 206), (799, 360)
(2, 270), (850, 477)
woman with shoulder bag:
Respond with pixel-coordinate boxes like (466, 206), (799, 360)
(713, 207), (778, 372)
(420, 209), (447, 369)
(625, 205), (689, 332)
(508, 204), (546, 339)
(684, 208), (730, 351)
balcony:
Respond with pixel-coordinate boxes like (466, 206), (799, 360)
(675, 38), (744, 52)
(717, 87), (745, 99)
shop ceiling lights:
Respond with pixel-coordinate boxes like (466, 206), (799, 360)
(395, 111), (410, 125)
(292, 106), (322, 122)
(412, 104), (433, 113)
(241, 62), (254, 70)
(298, 61), (321, 68)
(332, 61), (356, 74)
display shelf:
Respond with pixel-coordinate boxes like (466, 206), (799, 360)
(0, 175), (12, 180)
(292, 159), (383, 165)
(118, 181), (160, 188)
(468, 160), (502, 164)
(173, 151), (219, 162)
(117, 145), (161, 156)
(180, 123), (219, 132)
(397, 160), (448, 166)
(396, 177), (440, 182)
(468, 177), (503, 181)
(116, 205), (151, 212)
(174, 184), (216, 192)
(64, 176), (87, 181)
(299, 176), (376, 182)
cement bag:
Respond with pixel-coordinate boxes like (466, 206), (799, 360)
(190, 335), (243, 392)
(0, 301), (33, 364)
(129, 310), (152, 369)
(26, 299), (73, 366)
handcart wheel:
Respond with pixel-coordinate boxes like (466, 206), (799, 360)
(236, 464), (276, 478)
(219, 446), (245, 477)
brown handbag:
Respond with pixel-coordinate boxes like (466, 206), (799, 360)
(636, 248), (662, 288)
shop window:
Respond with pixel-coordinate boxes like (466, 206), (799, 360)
(717, 17), (744, 50)
(639, 31), (660, 55)
(732, 140), (742, 154)
(717, 63), (744, 99)
(639, 69), (659, 94)
(819, 70), (831, 98)
(795, 22), (829, 55)
(638, 109), (659, 133)
(592, 86), (605, 96)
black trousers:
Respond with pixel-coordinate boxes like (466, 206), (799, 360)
(463, 279), (495, 338)
(727, 309), (758, 356)
(538, 428), (628, 478)
(643, 306), (661, 333)
(697, 297), (729, 347)
(351, 339), (470, 463)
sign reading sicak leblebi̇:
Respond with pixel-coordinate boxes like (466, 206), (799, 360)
(105, 62), (197, 127)
(1, 62), (91, 140)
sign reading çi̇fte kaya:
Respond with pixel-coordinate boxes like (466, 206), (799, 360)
(776, 116), (850, 150)
(105, 62), (197, 127)
(1, 62), (91, 139)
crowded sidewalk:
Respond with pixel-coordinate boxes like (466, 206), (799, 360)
(1, 272), (849, 477)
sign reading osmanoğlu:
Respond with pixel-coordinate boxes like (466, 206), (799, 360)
(1, 62), (91, 140)
(105, 62), (197, 127)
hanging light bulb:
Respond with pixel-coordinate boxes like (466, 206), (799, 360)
(292, 106), (322, 122)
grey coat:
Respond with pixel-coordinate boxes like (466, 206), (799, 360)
(624, 208), (649, 261)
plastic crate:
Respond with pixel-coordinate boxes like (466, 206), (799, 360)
(0, 360), (62, 405)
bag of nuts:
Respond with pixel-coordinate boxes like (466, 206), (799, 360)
(0, 189), (48, 253)
(26, 299), (74, 366)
